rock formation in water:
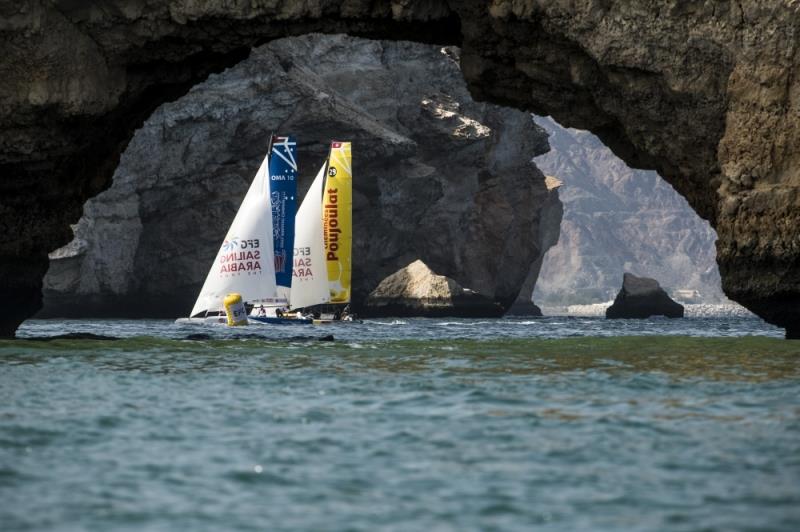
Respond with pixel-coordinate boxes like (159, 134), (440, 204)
(364, 260), (503, 318)
(1, 1), (799, 337)
(532, 117), (725, 307)
(39, 35), (553, 318)
(506, 175), (563, 316)
(606, 273), (685, 319)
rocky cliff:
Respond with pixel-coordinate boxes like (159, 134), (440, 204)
(532, 117), (725, 307)
(39, 35), (553, 318)
(1, 1), (798, 336)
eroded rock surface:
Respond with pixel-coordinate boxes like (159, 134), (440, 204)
(1, 1), (799, 336)
(40, 35), (552, 317)
(606, 273), (685, 319)
(364, 260), (503, 317)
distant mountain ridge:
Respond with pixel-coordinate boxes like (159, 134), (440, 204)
(532, 117), (725, 307)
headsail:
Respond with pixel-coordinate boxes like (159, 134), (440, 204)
(190, 152), (278, 317)
(290, 162), (331, 310)
(268, 135), (299, 305)
(323, 141), (352, 304)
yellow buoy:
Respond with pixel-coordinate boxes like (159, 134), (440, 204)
(223, 293), (248, 326)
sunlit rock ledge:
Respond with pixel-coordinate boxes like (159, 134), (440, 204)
(363, 260), (504, 318)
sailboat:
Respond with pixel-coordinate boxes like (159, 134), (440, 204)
(248, 135), (316, 324)
(180, 138), (351, 326)
(286, 141), (353, 323)
(181, 135), (302, 325)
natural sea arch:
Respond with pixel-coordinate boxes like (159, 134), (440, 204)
(1, 1), (798, 337)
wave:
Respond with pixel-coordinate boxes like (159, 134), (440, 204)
(548, 302), (758, 319)
(370, 320), (408, 326)
(684, 304), (756, 318)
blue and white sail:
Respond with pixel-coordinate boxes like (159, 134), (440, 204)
(268, 135), (298, 305)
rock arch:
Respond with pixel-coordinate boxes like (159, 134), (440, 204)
(1, 1), (797, 337)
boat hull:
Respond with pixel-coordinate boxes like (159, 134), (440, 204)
(175, 317), (228, 325)
(249, 315), (313, 325)
(311, 318), (362, 325)
(176, 316), (313, 326)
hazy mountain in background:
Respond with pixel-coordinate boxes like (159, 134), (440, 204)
(532, 116), (725, 308)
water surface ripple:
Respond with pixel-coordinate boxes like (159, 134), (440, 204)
(1, 318), (798, 531)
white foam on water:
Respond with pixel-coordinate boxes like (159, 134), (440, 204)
(545, 301), (757, 319)
(684, 303), (756, 318)
(564, 301), (613, 317)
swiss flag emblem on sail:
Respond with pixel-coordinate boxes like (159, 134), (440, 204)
(331, 141), (342, 148)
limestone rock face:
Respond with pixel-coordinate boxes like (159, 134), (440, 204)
(1, 1), (799, 337)
(39, 35), (553, 318)
(364, 260), (503, 318)
(606, 273), (685, 319)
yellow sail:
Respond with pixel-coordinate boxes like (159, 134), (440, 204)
(322, 141), (352, 304)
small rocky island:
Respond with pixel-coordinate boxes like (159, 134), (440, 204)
(606, 273), (685, 319)
(364, 260), (503, 318)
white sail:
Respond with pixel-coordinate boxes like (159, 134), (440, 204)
(290, 162), (331, 310)
(190, 154), (278, 317)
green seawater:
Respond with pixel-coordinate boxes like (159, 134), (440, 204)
(1, 318), (799, 531)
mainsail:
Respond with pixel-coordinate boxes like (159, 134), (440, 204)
(323, 141), (352, 304)
(189, 152), (278, 317)
(289, 162), (331, 310)
(268, 135), (298, 305)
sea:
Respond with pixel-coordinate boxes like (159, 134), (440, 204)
(2, 316), (799, 531)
